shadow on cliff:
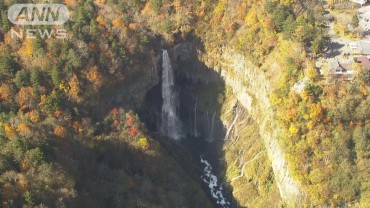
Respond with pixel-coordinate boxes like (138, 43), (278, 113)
(51, 126), (214, 208)
(139, 41), (240, 207)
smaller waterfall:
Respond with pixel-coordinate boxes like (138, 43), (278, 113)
(177, 88), (181, 116)
(208, 112), (216, 142)
(194, 97), (199, 137)
(161, 50), (182, 140)
(224, 107), (240, 141)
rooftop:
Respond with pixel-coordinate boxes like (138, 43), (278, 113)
(355, 56), (370, 70)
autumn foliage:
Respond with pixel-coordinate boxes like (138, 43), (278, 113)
(54, 126), (67, 138)
(69, 74), (80, 97)
(0, 84), (12, 102)
(17, 87), (35, 109)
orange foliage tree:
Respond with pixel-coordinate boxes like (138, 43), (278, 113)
(96, 16), (107, 25)
(0, 84), (12, 103)
(27, 110), (40, 123)
(17, 87), (35, 109)
(86, 66), (102, 87)
(130, 126), (138, 137)
(4, 123), (16, 136)
(54, 126), (67, 138)
(128, 23), (139, 30)
(16, 122), (32, 137)
(112, 18), (124, 28)
(126, 115), (134, 126)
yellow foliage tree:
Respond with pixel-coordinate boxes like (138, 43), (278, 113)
(289, 124), (299, 136)
(307, 120), (315, 130)
(306, 62), (318, 80)
(4, 123), (16, 136)
(138, 138), (149, 150)
(0, 84), (12, 103)
(142, 2), (154, 15)
(309, 103), (323, 123)
(19, 39), (33, 57)
(112, 18), (124, 28)
(17, 174), (28, 192)
(69, 74), (80, 97)
(245, 9), (258, 26)
(96, 16), (106, 25)
(16, 122), (32, 137)
(86, 66), (101, 83)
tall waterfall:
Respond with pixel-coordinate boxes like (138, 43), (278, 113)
(161, 50), (182, 140)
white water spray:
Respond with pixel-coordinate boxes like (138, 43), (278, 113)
(161, 50), (182, 140)
(201, 157), (230, 207)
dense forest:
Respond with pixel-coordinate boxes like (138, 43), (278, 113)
(0, 0), (368, 207)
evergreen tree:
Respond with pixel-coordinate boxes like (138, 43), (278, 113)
(31, 69), (42, 88)
(282, 15), (297, 40)
(0, 53), (15, 78)
(150, 0), (162, 13)
(1, 12), (10, 31)
(51, 66), (62, 87)
(14, 70), (31, 88)
(311, 35), (326, 55)
(32, 39), (45, 56)
(352, 14), (359, 28)
(67, 49), (82, 69)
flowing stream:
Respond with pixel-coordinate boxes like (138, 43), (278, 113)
(161, 50), (183, 140)
(200, 157), (230, 208)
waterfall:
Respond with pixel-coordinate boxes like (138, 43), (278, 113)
(208, 112), (216, 141)
(161, 50), (182, 140)
(225, 106), (240, 141)
(194, 96), (199, 137)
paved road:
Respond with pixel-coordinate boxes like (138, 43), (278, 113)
(316, 9), (357, 72)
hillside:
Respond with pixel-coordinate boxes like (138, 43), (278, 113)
(0, 0), (369, 207)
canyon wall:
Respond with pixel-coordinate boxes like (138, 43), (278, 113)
(200, 48), (304, 206)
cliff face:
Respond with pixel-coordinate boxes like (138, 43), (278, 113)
(96, 42), (304, 206)
(85, 43), (199, 119)
(200, 48), (303, 205)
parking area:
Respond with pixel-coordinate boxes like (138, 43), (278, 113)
(316, 5), (370, 74)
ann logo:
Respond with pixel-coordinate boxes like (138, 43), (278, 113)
(15, 6), (61, 22)
(8, 4), (69, 25)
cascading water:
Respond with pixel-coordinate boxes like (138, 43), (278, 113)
(201, 157), (230, 208)
(160, 49), (229, 206)
(161, 50), (183, 140)
(194, 96), (199, 137)
(207, 112), (216, 142)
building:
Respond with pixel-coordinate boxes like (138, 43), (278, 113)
(330, 60), (355, 81)
(330, 56), (370, 81)
(355, 56), (370, 70)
